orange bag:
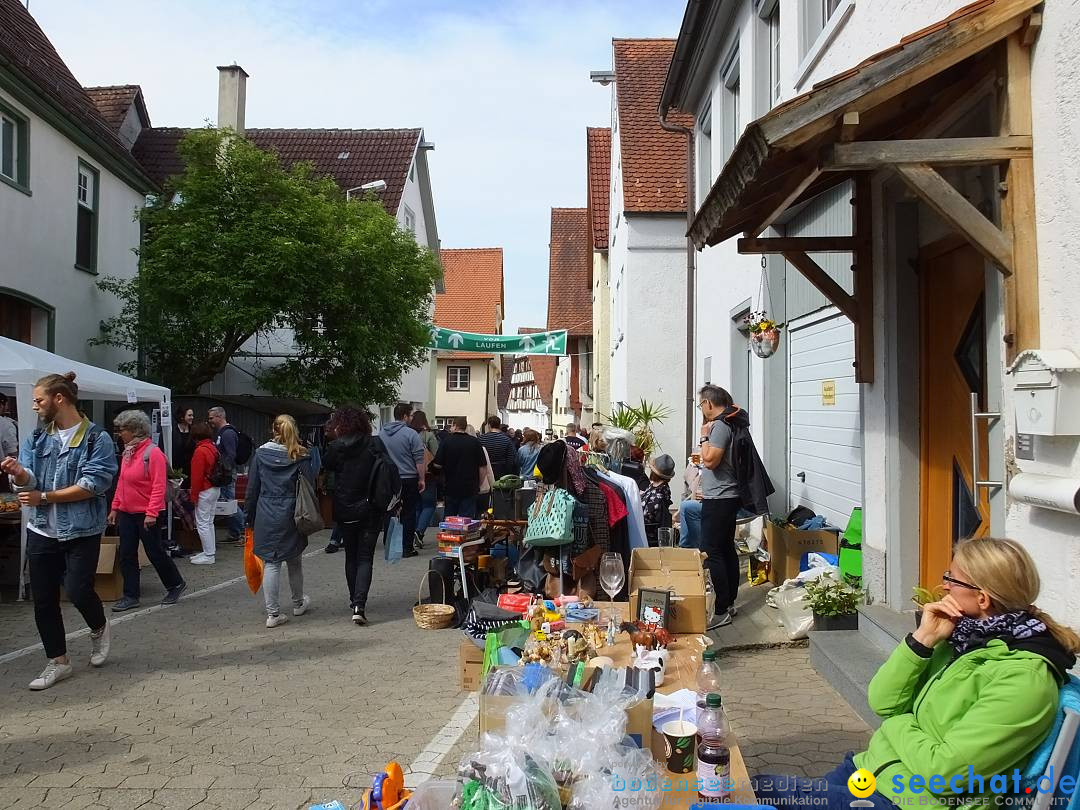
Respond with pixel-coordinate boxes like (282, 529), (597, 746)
(244, 528), (263, 594)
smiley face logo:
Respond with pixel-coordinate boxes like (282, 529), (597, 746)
(848, 769), (876, 798)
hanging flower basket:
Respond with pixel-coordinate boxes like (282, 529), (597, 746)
(746, 312), (784, 359)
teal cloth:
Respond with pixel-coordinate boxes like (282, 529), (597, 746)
(1022, 674), (1080, 810)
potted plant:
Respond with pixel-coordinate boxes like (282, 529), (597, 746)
(805, 572), (865, 631)
(911, 584), (945, 628)
(745, 310), (785, 359)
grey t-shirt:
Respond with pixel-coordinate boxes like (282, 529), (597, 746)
(701, 419), (739, 500)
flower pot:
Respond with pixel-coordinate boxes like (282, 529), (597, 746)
(751, 327), (782, 359)
(813, 611), (859, 631)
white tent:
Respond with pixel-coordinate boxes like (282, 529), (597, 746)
(0, 336), (172, 597)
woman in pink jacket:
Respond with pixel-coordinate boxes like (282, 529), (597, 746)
(107, 410), (186, 611)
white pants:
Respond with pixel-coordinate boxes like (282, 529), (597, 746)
(194, 487), (220, 557)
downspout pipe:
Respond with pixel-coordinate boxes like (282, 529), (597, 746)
(658, 109), (696, 461)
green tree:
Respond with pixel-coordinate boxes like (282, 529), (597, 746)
(95, 128), (440, 405)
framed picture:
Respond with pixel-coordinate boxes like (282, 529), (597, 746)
(637, 588), (671, 628)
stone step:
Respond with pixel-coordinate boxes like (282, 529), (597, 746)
(858, 603), (915, 653)
(808, 629), (886, 729)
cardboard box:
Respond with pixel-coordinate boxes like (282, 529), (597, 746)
(460, 639), (485, 691)
(628, 548), (707, 634)
(66, 536), (149, 603)
(764, 521), (839, 586)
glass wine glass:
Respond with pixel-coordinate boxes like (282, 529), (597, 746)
(599, 552), (625, 624)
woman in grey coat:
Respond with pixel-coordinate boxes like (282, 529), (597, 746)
(244, 414), (316, 627)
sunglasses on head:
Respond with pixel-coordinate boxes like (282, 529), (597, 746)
(943, 570), (980, 590)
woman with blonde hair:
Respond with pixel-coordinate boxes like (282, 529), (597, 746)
(753, 536), (1079, 810)
(517, 428), (543, 478)
(244, 415), (317, 628)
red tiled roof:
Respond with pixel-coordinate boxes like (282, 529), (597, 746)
(435, 248), (505, 360)
(547, 208), (592, 337)
(84, 85), (143, 132)
(529, 356), (557, 410)
(132, 127), (421, 214)
(586, 127), (611, 251)
(613, 39), (693, 214)
(0, 1), (151, 187)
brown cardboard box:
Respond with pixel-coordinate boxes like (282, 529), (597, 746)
(65, 536), (149, 603)
(460, 639), (485, 692)
(764, 521), (839, 586)
(628, 548), (707, 634)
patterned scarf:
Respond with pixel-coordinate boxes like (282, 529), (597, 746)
(122, 437), (145, 463)
(948, 610), (1047, 655)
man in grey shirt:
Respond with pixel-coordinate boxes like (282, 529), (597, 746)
(697, 384), (742, 628)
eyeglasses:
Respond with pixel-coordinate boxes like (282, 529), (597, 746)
(942, 570), (980, 591)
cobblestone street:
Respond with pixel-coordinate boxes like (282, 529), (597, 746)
(0, 529), (871, 809)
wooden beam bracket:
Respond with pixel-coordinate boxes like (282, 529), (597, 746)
(738, 236), (857, 254)
(781, 251), (859, 324)
(824, 136), (1032, 171)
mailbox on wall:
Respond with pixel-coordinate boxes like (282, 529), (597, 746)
(1008, 349), (1080, 436)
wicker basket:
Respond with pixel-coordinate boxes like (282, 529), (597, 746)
(413, 575), (456, 630)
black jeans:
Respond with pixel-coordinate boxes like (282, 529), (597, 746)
(397, 477), (420, 554)
(342, 522), (380, 610)
(701, 497), (742, 614)
(26, 531), (106, 659)
(116, 511), (184, 599)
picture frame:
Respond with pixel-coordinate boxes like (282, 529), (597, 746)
(637, 588), (671, 628)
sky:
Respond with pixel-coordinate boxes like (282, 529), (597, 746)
(29, 0), (686, 334)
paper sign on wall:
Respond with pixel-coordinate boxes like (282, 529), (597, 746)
(821, 380), (836, 406)
(126, 390), (138, 404)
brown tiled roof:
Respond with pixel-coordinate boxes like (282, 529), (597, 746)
(435, 248), (505, 360)
(0, 1), (151, 187)
(84, 85), (143, 132)
(612, 39), (692, 214)
(515, 327), (556, 409)
(547, 208), (592, 337)
(586, 127), (611, 251)
(132, 127), (421, 214)
(497, 355), (514, 410)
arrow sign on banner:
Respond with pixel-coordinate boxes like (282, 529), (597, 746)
(428, 327), (569, 355)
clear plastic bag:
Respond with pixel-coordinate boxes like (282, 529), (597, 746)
(773, 584), (813, 640)
(406, 779), (462, 809)
(458, 735), (562, 810)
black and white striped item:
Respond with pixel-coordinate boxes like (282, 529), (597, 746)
(461, 602), (525, 646)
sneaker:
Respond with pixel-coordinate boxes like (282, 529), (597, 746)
(414, 531), (425, 550)
(29, 660), (73, 691)
(224, 534), (242, 545)
(188, 554), (215, 565)
(161, 582), (187, 606)
(292, 595), (311, 616)
(728, 605), (738, 618)
(168, 546), (189, 559)
(403, 550), (420, 559)
(352, 607), (367, 625)
(111, 596), (140, 612)
(90, 620), (111, 667)
(708, 612), (734, 631)
(266, 613), (289, 628)
(324, 542), (341, 554)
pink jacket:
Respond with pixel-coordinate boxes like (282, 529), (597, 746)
(111, 438), (168, 518)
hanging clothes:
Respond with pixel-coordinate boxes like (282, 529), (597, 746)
(598, 468), (649, 550)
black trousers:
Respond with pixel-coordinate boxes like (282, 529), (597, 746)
(342, 522), (380, 610)
(397, 478), (420, 554)
(116, 511), (184, 599)
(701, 497), (742, 614)
(26, 531), (106, 659)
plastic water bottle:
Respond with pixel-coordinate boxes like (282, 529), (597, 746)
(696, 693), (731, 803)
(696, 649), (722, 710)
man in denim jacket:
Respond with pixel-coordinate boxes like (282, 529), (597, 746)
(1, 373), (118, 691)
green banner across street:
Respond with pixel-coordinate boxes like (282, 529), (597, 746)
(428, 327), (568, 355)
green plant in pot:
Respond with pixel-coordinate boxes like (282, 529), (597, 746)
(805, 572), (865, 631)
(912, 584), (945, 628)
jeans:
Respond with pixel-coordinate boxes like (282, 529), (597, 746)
(701, 497), (742, 613)
(678, 499), (702, 548)
(753, 753), (899, 810)
(415, 483), (438, 540)
(262, 557), (304, 616)
(219, 480), (246, 539)
(342, 523), (380, 610)
(116, 511), (184, 599)
(396, 478), (420, 554)
(194, 488), (220, 557)
(26, 531), (106, 659)
(444, 495), (478, 520)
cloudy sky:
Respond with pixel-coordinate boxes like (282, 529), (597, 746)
(30, 0), (685, 333)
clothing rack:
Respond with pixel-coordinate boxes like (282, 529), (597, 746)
(580, 449), (611, 470)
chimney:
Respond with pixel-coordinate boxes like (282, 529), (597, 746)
(216, 64), (249, 136)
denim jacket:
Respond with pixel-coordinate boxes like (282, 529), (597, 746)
(14, 417), (118, 540)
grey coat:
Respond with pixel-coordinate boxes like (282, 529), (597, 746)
(245, 442), (316, 563)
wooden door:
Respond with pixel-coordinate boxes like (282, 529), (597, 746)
(920, 239), (990, 586)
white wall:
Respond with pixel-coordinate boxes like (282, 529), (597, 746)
(435, 358), (495, 429)
(592, 250), (612, 420)
(0, 88), (142, 373)
(608, 99), (629, 408)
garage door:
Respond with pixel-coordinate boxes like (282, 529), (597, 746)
(787, 308), (862, 527)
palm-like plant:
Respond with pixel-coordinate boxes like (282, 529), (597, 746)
(603, 399), (673, 459)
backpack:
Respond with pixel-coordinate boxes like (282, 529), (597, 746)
(221, 425), (254, 467)
(369, 437), (402, 514)
(208, 445), (232, 488)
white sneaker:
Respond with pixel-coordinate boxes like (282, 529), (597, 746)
(188, 554), (215, 565)
(29, 660), (73, 691)
(90, 619), (110, 667)
(292, 595), (311, 616)
(266, 613), (289, 628)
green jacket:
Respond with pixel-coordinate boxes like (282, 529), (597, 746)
(856, 636), (1069, 807)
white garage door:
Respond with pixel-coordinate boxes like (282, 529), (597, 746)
(787, 309), (862, 527)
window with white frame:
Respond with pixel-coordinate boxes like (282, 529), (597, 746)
(75, 161), (99, 272)
(1, 103), (28, 189)
(720, 49), (741, 161)
(768, 4), (781, 105)
(447, 366), (470, 391)
(696, 100), (712, 204)
(404, 205), (416, 234)
(802, 0), (844, 58)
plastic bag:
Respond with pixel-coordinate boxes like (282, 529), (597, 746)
(244, 528), (263, 594)
(384, 517), (403, 564)
(406, 780), (461, 809)
(458, 737), (562, 810)
(773, 584), (814, 640)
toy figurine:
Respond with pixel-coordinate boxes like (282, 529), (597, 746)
(606, 616), (619, 647)
(563, 630), (589, 663)
(362, 762), (411, 810)
(620, 621), (674, 650)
